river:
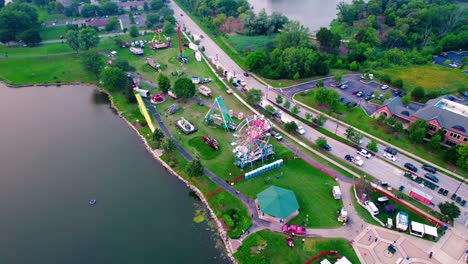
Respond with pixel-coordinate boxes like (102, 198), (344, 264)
(248, 0), (351, 32)
(0, 84), (229, 264)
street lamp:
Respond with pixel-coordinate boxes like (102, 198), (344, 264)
(454, 177), (465, 195)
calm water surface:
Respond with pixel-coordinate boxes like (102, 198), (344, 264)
(0, 84), (229, 264)
(248, 0), (351, 32)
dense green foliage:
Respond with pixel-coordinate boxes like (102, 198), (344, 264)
(173, 77), (195, 99)
(0, 2), (42, 45)
(439, 202), (461, 220)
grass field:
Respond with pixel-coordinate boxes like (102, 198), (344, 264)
(0, 43), (73, 56)
(234, 230), (360, 264)
(295, 90), (467, 176)
(235, 158), (343, 228)
(40, 26), (67, 41)
(0, 54), (95, 85)
(377, 64), (468, 92)
(224, 34), (277, 55)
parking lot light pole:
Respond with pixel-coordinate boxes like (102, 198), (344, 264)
(454, 177), (465, 195)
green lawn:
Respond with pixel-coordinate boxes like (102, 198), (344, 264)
(295, 90), (467, 177)
(377, 64), (468, 92)
(40, 26), (67, 41)
(234, 230), (360, 264)
(0, 54), (95, 85)
(224, 34), (277, 55)
(236, 158), (343, 228)
(0, 43), (73, 56)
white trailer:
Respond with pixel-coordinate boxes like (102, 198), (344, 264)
(332, 186), (342, 199)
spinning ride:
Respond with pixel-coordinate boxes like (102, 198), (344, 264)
(232, 115), (274, 168)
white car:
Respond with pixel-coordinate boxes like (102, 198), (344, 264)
(353, 156), (364, 167)
(296, 126), (305, 135)
(357, 148), (371, 159)
(383, 152), (396, 162)
(274, 133), (283, 141)
(381, 85), (389, 90)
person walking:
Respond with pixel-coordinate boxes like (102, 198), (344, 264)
(368, 235), (372, 242)
(429, 252), (433, 259)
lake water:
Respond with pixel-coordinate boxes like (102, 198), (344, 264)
(0, 84), (229, 264)
(248, 0), (351, 32)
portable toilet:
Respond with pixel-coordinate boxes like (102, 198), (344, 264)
(332, 186), (342, 199)
(386, 218), (393, 229)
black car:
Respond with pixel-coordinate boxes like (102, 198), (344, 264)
(456, 196), (462, 203)
(424, 173), (439, 183)
(384, 147), (398, 156)
(323, 144), (332, 151)
(344, 154), (352, 162)
(438, 188), (445, 194)
(365, 95), (372, 101)
(461, 200), (467, 207)
(367, 91), (374, 96)
(398, 91), (407, 97)
(422, 164), (437, 174)
(451, 194), (457, 200)
(393, 90), (402, 96)
(443, 189), (449, 196)
(404, 163), (418, 172)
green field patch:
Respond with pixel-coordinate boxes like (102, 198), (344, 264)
(234, 230), (360, 264)
(188, 136), (221, 160)
(377, 64), (467, 92)
(224, 34), (277, 55)
(40, 26), (67, 41)
(0, 43), (72, 57)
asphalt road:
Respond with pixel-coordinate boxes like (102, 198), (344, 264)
(168, 0), (468, 226)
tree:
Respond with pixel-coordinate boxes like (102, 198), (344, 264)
(129, 25), (139, 38)
(314, 114), (327, 126)
(157, 73), (171, 94)
(408, 120), (427, 144)
(101, 2), (118, 16)
(349, 61), (359, 71)
(316, 27), (340, 53)
(275, 94), (283, 104)
(305, 112), (312, 121)
(105, 17), (119, 32)
(411, 87), (425, 101)
(315, 88), (340, 110)
(291, 105), (300, 114)
(284, 121), (298, 132)
(438, 202), (461, 220)
(246, 89), (263, 105)
(162, 137), (176, 160)
(428, 134), (441, 151)
(275, 20), (309, 49)
(401, 94), (411, 106)
(146, 13), (161, 28)
(66, 30), (80, 53)
(187, 159), (204, 177)
(114, 59), (135, 72)
(316, 137), (327, 148)
(456, 144), (468, 169)
(101, 67), (129, 92)
(19, 29), (41, 46)
(345, 127), (356, 140)
(150, 0), (164, 10)
(383, 90), (391, 101)
(81, 4), (101, 18)
(367, 139), (378, 152)
(173, 77), (195, 100)
(79, 28), (99, 51)
(162, 20), (175, 35)
(0, 2), (41, 44)
(334, 74), (343, 83)
(316, 80), (324, 88)
(246, 51), (268, 71)
(81, 49), (104, 78)
(284, 100), (291, 109)
(265, 105), (276, 116)
(393, 122), (404, 134)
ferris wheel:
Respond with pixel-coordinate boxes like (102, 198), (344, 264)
(231, 115), (275, 168)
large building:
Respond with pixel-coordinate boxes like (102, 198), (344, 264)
(375, 97), (468, 146)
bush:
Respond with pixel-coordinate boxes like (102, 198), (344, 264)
(391, 78), (404, 89)
(223, 214), (235, 228)
(380, 74), (391, 84)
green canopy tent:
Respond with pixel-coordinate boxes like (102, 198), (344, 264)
(257, 186), (299, 219)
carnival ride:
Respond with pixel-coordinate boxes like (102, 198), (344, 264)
(204, 96), (236, 131)
(176, 24), (188, 64)
(231, 115), (274, 168)
(146, 57), (161, 71)
(198, 85), (212, 97)
(149, 29), (171, 50)
(176, 117), (197, 134)
(203, 135), (219, 150)
(150, 94), (165, 104)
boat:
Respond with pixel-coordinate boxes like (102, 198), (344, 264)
(89, 199), (97, 205)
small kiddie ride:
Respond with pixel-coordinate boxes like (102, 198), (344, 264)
(198, 85), (212, 97)
(130, 47), (144, 56)
(204, 96), (236, 131)
(282, 225), (307, 236)
(146, 58), (161, 71)
(149, 29), (171, 50)
(150, 94), (165, 104)
(167, 104), (180, 115)
(202, 135), (219, 150)
(286, 237), (294, 248)
(337, 208), (348, 223)
(176, 117), (197, 134)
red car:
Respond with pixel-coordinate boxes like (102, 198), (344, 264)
(352, 90), (359, 95)
(286, 237), (294, 247)
(282, 224), (307, 236)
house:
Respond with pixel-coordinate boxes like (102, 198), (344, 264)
(375, 97), (468, 146)
(85, 18), (109, 30)
(117, 1), (146, 11)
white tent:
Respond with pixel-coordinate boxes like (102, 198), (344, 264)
(410, 221), (424, 237)
(335, 257), (352, 264)
(320, 259), (332, 264)
(424, 225), (438, 238)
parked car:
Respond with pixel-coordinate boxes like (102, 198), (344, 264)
(404, 163), (418, 172)
(352, 90), (359, 95)
(438, 188), (445, 194)
(340, 84), (348, 89)
(384, 147), (398, 156)
(448, 95), (455, 101)
(377, 94), (384, 100)
(422, 164), (437, 174)
(365, 96), (372, 101)
(393, 90), (402, 96)
(383, 152), (396, 162)
(323, 143), (332, 151)
(353, 156), (364, 166)
(344, 154), (353, 162)
(243, 72), (249, 77)
(357, 148), (372, 159)
(367, 91), (374, 96)
(456, 196), (462, 203)
(381, 85), (389, 90)
(274, 133), (283, 141)
(451, 193), (457, 200)
(424, 173), (439, 183)
(398, 91), (407, 97)
(296, 126), (305, 135)
(356, 91), (364, 97)
(461, 200), (466, 207)
(443, 189), (448, 196)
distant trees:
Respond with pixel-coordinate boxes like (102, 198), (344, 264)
(80, 49), (104, 77)
(275, 21), (309, 50)
(275, 94), (283, 104)
(66, 28), (99, 53)
(173, 77), (195, 100)
(411, 87), (425, 102)
(101, 67), (130, 92)
(242, 9), (288, 35)
(314, 114), (327, 127)
(345, 127), (362, 145)
(316, 27), (340, 53)
(0, 2), (42, 45)
(246, 51), (268, 71)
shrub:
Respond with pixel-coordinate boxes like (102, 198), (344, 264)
(223, 214), (235, 228)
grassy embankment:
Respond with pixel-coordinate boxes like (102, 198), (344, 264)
(39, 25), (68, 41)
(234, 230), (360, 264)
(294, 90), (468, 177)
